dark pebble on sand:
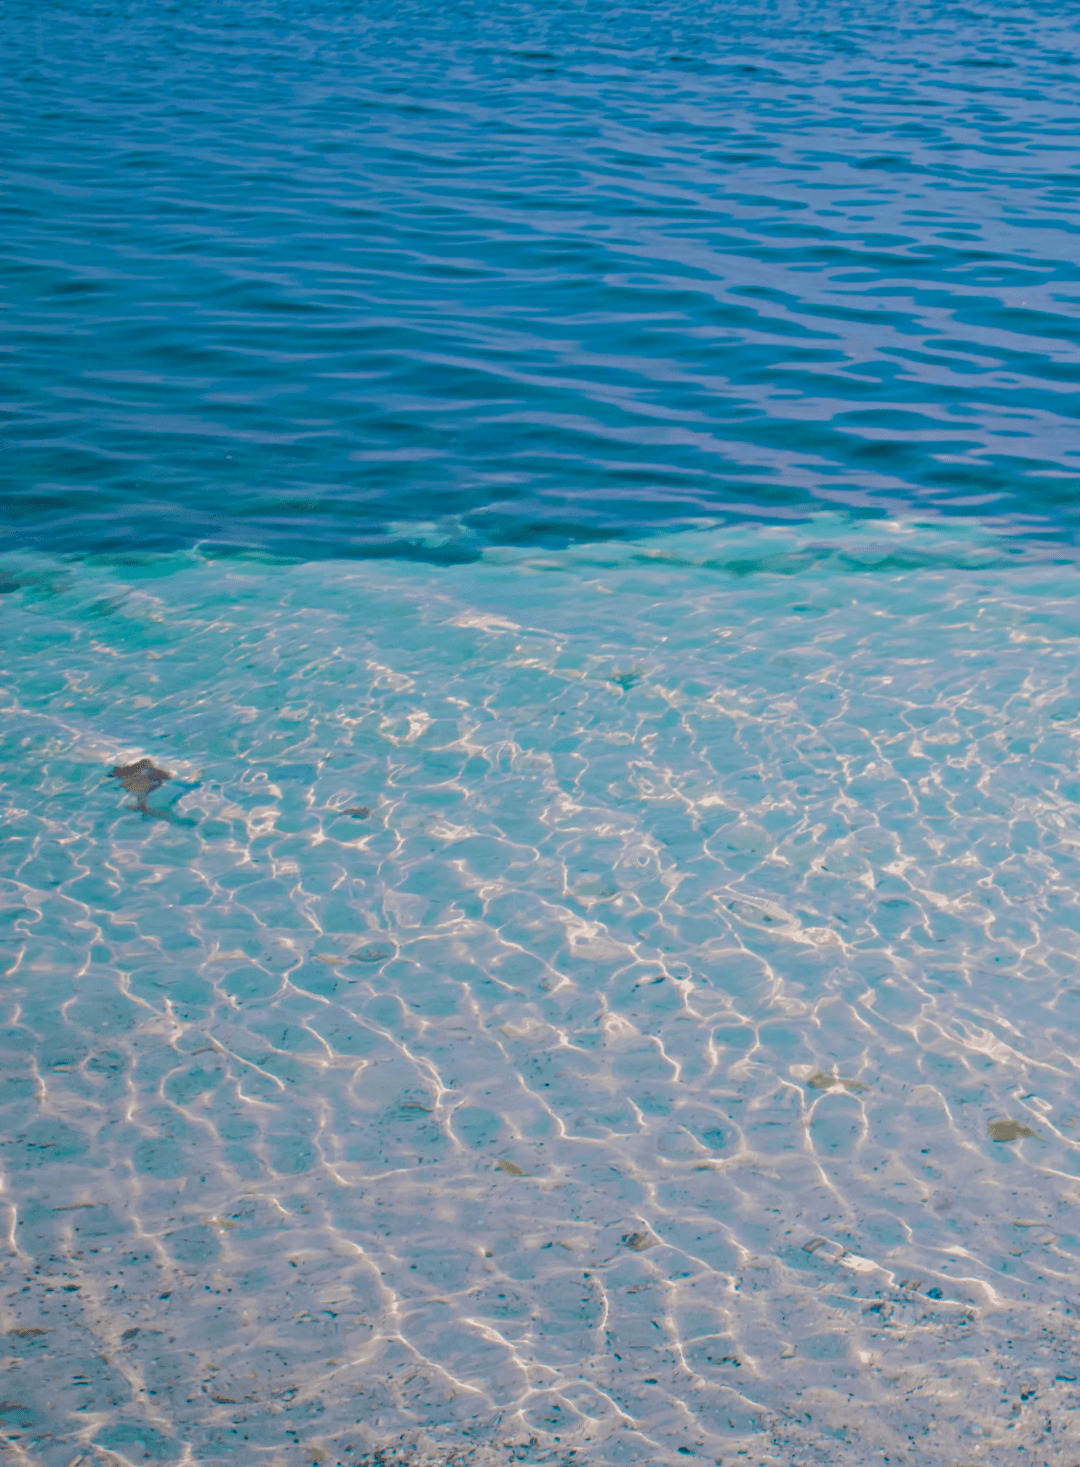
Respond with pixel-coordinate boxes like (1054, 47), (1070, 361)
(108, 757), (173, 796)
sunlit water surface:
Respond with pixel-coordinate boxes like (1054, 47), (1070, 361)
(4, 522), (1080, 1465)
(5, 0), (1080, 1461)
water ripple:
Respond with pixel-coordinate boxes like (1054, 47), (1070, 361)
(2, 0), (1080, 557)
(3, 523), (1080, 1463)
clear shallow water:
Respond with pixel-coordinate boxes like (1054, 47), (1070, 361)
(4, 521), (1080, 1465)
(3, 0), (1080, 557)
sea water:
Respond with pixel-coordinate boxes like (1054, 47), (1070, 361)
(4, 0), (1080, 554)
(4, 522), (1080, 1466)
(4, 0), (1080, 1464)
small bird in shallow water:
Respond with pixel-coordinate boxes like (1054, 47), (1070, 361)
(108, 757), (173, 810)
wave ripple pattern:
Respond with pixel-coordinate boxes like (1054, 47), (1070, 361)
(3, 530), (1080, 1464)
(2, 0), (1080, 555)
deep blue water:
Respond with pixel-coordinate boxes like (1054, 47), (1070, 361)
(3, 0), (1080, 560)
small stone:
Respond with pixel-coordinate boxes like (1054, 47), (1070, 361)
(989, 1118), (1038, 1141)
(108, 757), (172, 796)
(808, 1073), (866, 1093)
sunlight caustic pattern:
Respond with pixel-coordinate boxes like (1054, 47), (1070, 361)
(3, 522), (1080, 1465)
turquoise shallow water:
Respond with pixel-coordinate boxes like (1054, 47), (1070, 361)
(4, 521), (1080, 1465)
(5, 0), (1080, 1463)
